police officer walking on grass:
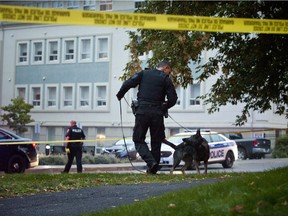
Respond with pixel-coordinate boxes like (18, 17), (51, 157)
(62, 120), (86, 173)
(117, 60), (178, 174)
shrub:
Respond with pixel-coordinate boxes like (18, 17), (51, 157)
(39, 154), (121, 165)
(39, 155), (67, 165)
(272, 134), (288, 158)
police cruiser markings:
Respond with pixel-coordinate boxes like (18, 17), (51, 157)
(160, 131), (238, 169)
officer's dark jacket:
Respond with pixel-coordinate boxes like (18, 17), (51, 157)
(117, 68), (178, 115)
(66, 125), (85, 147)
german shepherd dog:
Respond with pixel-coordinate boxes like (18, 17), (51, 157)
(163, 129), (210, 174)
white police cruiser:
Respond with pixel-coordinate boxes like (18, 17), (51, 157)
(160, 130), (238, 168)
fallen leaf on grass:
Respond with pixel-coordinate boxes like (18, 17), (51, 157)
(229, 204), (244, 213)
(168, 203), (176, 208)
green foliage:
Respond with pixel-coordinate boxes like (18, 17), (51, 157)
(1, 97), (34, 134)
(272, 134), (288, 158)
(123, 1), (288, 125)
(90, 167), (288, 216)
(39, 154), (120, 165)
(39, 155), (67, 165)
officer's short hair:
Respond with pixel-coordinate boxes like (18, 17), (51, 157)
(70, 120), (76, 125)
(157, 60), (171, 69)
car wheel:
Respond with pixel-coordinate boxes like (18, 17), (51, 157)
(238, 147), (248, 160)
(6, 154), (27, 174)
(222, 151), (235, 168)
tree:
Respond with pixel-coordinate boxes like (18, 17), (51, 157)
(121, 1), (288, 126)
(1, 98), (34, 134)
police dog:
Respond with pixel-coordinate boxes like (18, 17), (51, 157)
(163, 129), (210, 174)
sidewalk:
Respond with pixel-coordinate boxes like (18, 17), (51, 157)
(26, 162), (147, 174)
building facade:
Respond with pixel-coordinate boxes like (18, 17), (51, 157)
(0, 1), (286, 153)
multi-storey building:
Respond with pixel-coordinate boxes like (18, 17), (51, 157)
(0, 1), (286, 153)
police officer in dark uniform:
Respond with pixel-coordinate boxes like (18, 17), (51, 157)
(62, 120), (86, 173)
(116, 61), (178, 174)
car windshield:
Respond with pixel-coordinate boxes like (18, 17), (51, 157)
(167, 136), (188, 144)
(114, 139), (134, 146)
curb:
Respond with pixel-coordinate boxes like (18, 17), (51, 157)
(26, 163), (146, 174)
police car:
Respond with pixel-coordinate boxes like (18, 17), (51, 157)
(160, 130), (238, 168)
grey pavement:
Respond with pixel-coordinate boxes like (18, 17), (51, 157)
(0, 178), (222, 216)
(1, 158), (288, 216)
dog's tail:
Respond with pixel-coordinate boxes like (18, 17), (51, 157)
(162, 139), (177, 149)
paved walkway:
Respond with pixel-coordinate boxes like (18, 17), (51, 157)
(0, 178), (222, 216)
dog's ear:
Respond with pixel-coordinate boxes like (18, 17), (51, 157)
(196, 129), (201, 137)
(182, 138), (189, 142)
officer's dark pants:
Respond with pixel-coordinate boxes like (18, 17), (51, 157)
(64, 145), (83, 173)
(133, 112), (165, 168)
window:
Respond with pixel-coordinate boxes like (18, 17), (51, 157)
(95, 36), (109, 61)
(52, 1), (64, 8)
(188, 82), (201, 106)
(210, 134), (225, 142)
(15, 85), (28, 102)
(46, 85), (58, 109)
(99, 0), (112, 11)
(47, 127), (56, 142)
(31, 40), (44, 64)
(171, 86), (183, 110)
(62, 38), (76, 63)
(67, 0), (80, 9)
(17, 41), (29, 65)
(30, 85), (42, 108)
(47, 39), (60, 64)
(135, 1), (145, 9)
(94, 84), (108, 109)
(77, 84), (91, 109)
(83, 0), (96, 10)
(79, 37), (92, 62)
(61, 84), (75, 109)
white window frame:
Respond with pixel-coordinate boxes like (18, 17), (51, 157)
(61, 84), (75, 110)
(62, 38), (76, 63)
(186, 82), (204, 111)
(45, 84), (59, 110)
(15, 85), (28, 102)
(30, 85), (42, 109)
(95, 36), (110, 62)
(77, 83), (92, 110)
(16, 41), (29, 65)
(31, 40), (44, 65)
(94, 83), (108, 110)
(46, 39), (60, 64)
(78, 37), (93, 63)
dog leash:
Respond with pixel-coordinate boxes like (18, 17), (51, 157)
(119, 99), (145, 173)
(167, 113), (190, 131)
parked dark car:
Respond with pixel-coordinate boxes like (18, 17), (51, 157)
(224, 133), (271, 160)
(0, 128), (38, 173)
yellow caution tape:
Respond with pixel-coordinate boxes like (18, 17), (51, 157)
(0, 128), (286, 145)
(1, 5), (288, 34)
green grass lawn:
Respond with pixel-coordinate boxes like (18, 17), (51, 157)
(1, 167), (287, 216)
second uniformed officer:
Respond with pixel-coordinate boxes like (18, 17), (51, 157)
(116, 61), (178, 174)
(62, 120), (86, 173)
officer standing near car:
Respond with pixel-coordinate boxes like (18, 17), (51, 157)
(116, 60), (178, 174)
(62, 120), (86, 173)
